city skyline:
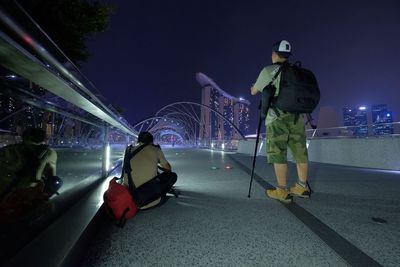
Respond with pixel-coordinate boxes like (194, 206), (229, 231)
(80, 0), (400, 132)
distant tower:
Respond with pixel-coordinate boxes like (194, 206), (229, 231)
(199, 83), (219, 140)
(354, 107), (368, 136)
(343, 107), (355, 127)
(196, 73), (250, 141)
(0, 95), (17, 131)
(343, 106), (368, 136)
(371, 104), (394, 135)
(234, 99), (250, 138)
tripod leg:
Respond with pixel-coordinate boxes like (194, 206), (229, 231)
(248, 113), (263, 198)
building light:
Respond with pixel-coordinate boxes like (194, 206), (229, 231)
(359, 106), (366, 110)
(386, 113), (391, 117)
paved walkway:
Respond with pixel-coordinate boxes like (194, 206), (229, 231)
(81, 148), (400, 267)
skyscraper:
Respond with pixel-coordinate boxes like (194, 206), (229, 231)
(234, 99), (250, 138)
(1, 69), (51, 134)
(200, 84), (220, 140)
(343, 106), (368, 136)
(196, 73), (250, 141)
(0, 94), (17, 131)
(354, 107), (368, 136)
(371, 104), (394, 135)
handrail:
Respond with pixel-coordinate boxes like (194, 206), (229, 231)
(245, 121), (400, 140)
(0, 4), (111, 114)
(306, 121), (399, 138)
(0, 5), (137, 137)
(306, 121), (400, 132)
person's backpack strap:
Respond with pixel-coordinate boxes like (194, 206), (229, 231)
(265, 63), (284, 94)
(270, 63), (284, 85)
(121, 144), (147, 195)
(261, 64), (284, 119)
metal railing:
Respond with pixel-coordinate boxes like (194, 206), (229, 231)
(0, 2), (136, 137)
(306, 122), (400, 139)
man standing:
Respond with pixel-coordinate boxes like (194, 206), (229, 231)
(123, 131), (177, 209)
(250, 40), (311, 203)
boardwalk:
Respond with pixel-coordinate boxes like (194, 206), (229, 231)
(82, 148), (400, 267)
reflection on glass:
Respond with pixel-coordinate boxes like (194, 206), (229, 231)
(0, 67), (129, 262)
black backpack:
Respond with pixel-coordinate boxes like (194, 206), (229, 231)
(272, 61), (320, 114)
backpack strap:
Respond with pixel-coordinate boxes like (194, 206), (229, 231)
(262, 64), (284, 118)
(121, 144), (148, 195)
(268, 64), (284, 90)
(269, 62), (290, 117)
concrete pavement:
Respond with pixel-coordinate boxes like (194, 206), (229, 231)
(81, 148), (400, 267)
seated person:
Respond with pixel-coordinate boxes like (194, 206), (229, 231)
(123, 132), (177, 209)
(0, 128), (61, 223)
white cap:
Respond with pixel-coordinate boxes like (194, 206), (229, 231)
(273, 40), (292, 56)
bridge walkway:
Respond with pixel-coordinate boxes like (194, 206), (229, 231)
(81, 148), (399, 267)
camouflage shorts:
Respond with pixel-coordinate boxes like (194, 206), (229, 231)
(265, 109), (308, 164)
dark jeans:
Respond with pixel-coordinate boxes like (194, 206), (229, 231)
(133, 171), (177, 207)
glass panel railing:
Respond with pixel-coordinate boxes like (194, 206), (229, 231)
(305, 122), (400, 139)
(0, 67), (135, 261)
(0, 3), (136, 260)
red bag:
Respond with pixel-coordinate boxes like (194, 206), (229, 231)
(103, 177), (138, 227)
(0, 185), (48, 224)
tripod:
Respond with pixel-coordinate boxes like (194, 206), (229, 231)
(305, 113), (317, 129)
(247, 100), (263, 198)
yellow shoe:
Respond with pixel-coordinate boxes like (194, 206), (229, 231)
(266, 188), (292, 204)
(289, 183), (311, 198)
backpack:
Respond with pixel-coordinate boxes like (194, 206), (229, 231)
(103, 177), (138, 228)
(272, 61), (320, 114)
(103, 144), (147, 227)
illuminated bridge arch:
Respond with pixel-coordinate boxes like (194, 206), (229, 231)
(132, 102), (246, 147)
(132, 116), (193, 144)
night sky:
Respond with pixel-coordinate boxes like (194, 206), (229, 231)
(81, 0), (400, 132)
